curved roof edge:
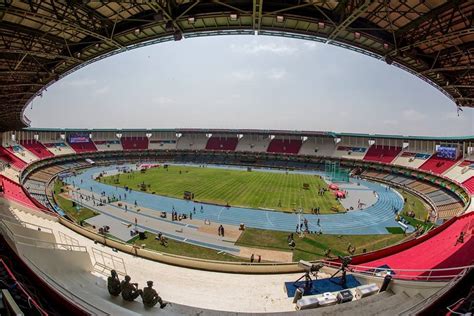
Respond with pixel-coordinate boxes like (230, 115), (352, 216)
(21, 127), (473, 141)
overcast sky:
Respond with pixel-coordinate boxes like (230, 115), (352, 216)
(25, 35), (473, 137)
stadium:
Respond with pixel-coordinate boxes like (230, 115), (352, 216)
(0, 1), (473, 315)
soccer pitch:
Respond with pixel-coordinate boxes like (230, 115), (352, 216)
(100, 165), (343, 213)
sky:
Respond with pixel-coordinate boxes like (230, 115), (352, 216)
(25, 35), (473, 137)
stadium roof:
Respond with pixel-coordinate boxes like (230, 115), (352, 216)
(1, 0), (473, 131)
(23, 127), (473, 141)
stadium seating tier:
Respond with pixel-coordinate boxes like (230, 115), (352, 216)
(68, 141), (98, 153)
(0, 147), (27, 170)
(267, 139), (302, 154)
(205, 136), (238, 151)
(121, 137), (149, 150)
(363, 145), (402, 164)
(419, 156), (460, 175)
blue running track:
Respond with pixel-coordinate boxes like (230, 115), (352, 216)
(63, 165), (410, 235)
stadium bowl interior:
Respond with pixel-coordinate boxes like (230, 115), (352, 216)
(0, 1), (473, 315)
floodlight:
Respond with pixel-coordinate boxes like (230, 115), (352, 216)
(276, 15), (284, 23)
(230, 13), (238, 21)
(188, 17), (195, 24)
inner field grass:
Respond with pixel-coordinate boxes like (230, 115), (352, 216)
(236, 228), (406, 262)
(100, 165), (343, 213)
(53, 180), (98, 222)
(129, 232), (247, 262)
(398, 190), (435, 230)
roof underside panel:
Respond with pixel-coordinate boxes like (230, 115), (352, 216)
(0, 0), (472, 131)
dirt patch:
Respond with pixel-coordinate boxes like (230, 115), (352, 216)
(197, 223), (242, 242)
(238, 246), (293, 263)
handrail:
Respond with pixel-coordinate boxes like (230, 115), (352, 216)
(0, 259), (48, 316)
(22, 256), (109, 315)
(398, 267), (471, 315)
(0, 220), (87, 253)
(321, 260), (474, 281)
(0, 212), (54, 234)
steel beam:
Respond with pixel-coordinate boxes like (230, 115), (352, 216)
(327, 0), (372, 42)
(5, 7), (123, 49)
(253, 0), (264, 32)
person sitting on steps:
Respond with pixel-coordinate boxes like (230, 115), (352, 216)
(107, 270), (121, 296)
(141, 281), (167, 309)
(121, 275), (143, 302)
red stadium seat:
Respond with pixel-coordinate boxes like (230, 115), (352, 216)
(121, 137), (149, 150)
(462, 176), (474, 194)
(267, 139), (302, 154)
(419, 156), (460, 175)
(0, 147), (27, 170)
(363, 145), (402, 164)
(68, 141), (98, 153)
(206, 137), (238, 151)
(20, 140), (54, 159)
(0, 175), (38, 209)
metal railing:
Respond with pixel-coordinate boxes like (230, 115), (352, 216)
(0, 219), (87, 253)
(92, 247), (127, 277)
(0, 259), (48, 316)
(398, 267), (471, 315)
(321, 260), (474, 282)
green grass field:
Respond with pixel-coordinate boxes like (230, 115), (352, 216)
(100, 165), (343, 213)
(398, 190), (435, 230)
(129, 230), (405, 263)
(129, 232), (247, 262)
(236, 228), (406, 261)
(54, 180), (98, 223)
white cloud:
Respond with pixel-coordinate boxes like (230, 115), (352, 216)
(152, 96), (176, 105)
(444, 110), (463, 120)
(231, 70), (255, 81)
(402, 109), (426, 121)
(230, 41), (298, 55)
(383, 119), (398, 125)
(267, 68), (287, 80)
(339, 111), (350, 118)
(94, 85), (110, 95)
(303, 41), (320, 50)
(67, 78), (97, 86)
